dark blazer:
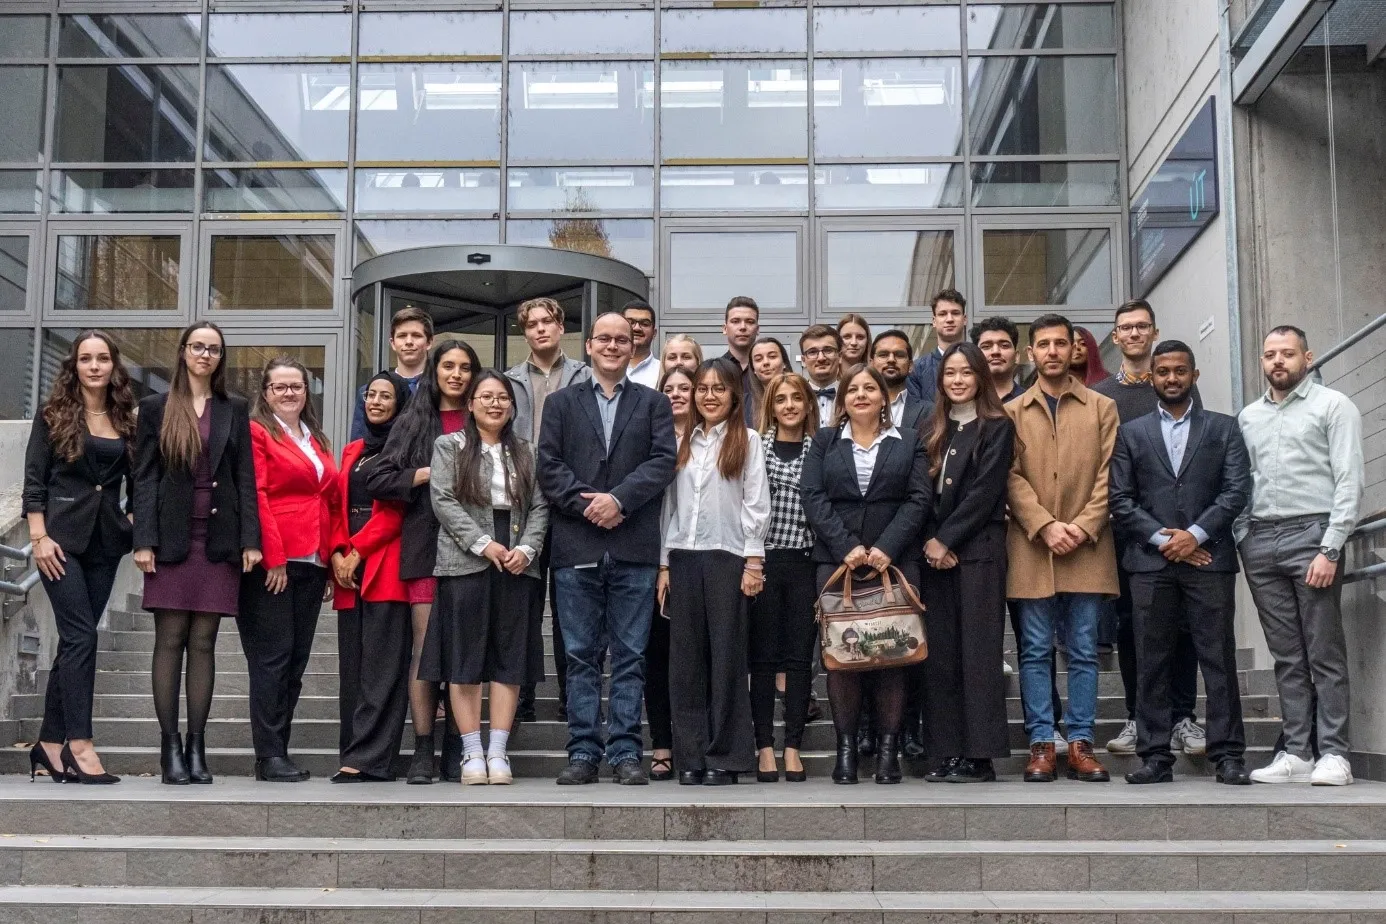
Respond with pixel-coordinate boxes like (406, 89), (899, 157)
(928, 415), (1016, 560)
(906, 349), (944, 403)
(1109, 407), (1251, 574)
(365, 426), (447, 583)
(23, 413), (134, 558)
(538, 379), (677, 569)
(900, 394), (932, 434)
(132, 392), (260, 564)
(800, 424), (932, 566)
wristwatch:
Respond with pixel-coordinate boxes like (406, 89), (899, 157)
(1319, 546), (1341, 563)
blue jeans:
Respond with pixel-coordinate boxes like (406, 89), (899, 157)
(555, 555), (656, 767)
(1017, 593), (1102, 745)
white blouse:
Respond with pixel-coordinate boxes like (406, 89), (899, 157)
(456, 433), (536, 565)
(660, 421), (771, 566)
(840, 424), (901, 494)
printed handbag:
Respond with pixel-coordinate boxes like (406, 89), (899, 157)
(816, 564), (928, 672)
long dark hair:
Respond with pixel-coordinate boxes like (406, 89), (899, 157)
(927, 342), (1009, 479)
(160, 322), (228, 471)
(380, 338), (481, 470)
(43, 329), (137, 463)
(1072, 326), (1110, 386)
(250, 356), (330, 454)
(676, 357), (749, 479)
(452, 371), (534, 509)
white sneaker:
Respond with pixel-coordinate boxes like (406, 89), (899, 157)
(1310, 754), (1353, 786)
(1106, 719), (1138, 754)
(486, 754), (513, 785)
(1003, 660), (1015, 677)
(1053, 733), (1069, 757)
(461, 753), (488, 785)
(1171, 718), (1207, 756)
(1249, 751), (1315, 784)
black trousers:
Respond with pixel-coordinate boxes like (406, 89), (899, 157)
(667, 550), (755, 774)
(338, 599), (411, 777)
(644, 603), (673, 751)
(1117, 563), (1197, 723)
(39, 548), (124, 743)
(521, 536), (568, 707)
(749, 553), (817, 750)
(237, 562), (327, 760)
(1130, 566), (1245, 765)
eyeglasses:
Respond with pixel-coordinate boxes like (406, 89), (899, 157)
(873, 350), (910, 361)
(591, 335), (633, 348)
(1116, 322), (1154, 335)
(266, 382), (307, 396)
(624, 317), (654, 329)
(695, 384), (730, 397)
(473, 393), (513, 406)
(186, 343), (222, 357)
(803, 347), (839, 359)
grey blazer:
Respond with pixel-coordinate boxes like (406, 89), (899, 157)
(505, 354), (592, 445)
(429, 432), (548, 580)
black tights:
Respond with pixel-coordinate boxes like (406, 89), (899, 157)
(152, 610), (221, 735)
(828, 668), (906, 740)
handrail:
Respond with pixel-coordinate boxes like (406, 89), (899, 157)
(0, 572), (40, 596)
(0, 542), (36, 603)
(0, 542), (33, 563)
(1310, 311), (1386, 373)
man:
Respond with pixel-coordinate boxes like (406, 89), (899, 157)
(871, 330), (930, 431)
(721, 296), (761, 427)
(349, 306), (433, 440)
(906, 289), (968, 403)
(538, 312), (678, 786)
(799, 325), (843, 425)
(505, 297), (592, 723)
(1239, 326), (1363, 786)
(623, 299), (660, 388)
(970, 316), (1025, 403)
(1109, 341), (1252, 785)
(1093, 299), (1204, 757)
(1006, 314), (1119, 784)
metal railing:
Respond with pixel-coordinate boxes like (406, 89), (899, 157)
(1344, 518), (1386, 585)
(0, 542), (40, 600)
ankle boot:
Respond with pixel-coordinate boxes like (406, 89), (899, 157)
(440, 730), (464, 783)
(874, 733), (903, 784)
(406, 733), (435, 785)
(161, 733), (190, 785)
(832, 733), (859, 784)
(184, 732), (213, 784)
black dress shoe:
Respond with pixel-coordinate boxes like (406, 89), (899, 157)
(516, 702), (537, 724)
(756, 768), (779, 783)
(902, 724), (927, 761)
(1216, 758), (1253, 785)
(613, 759), (648, 785)
(184, 733), (213, 784)
(945, 758), (997, 783)
(833, 733), (859, 784)
(874, 733), (903, 784)
(678, 770), (705, 786)
(805, 694), (823, 723)
(330, 770), (392, 783)
(649, 756), (674, 782)
(556, 759), (600, 785)
(703, 769), (738, 786)
(160, 733), (190, 785)
(255, 756), (309, 782)
(925, 757), (961, 783)
(856, 723), (877, 757)
(1124, 760), (1174, 784)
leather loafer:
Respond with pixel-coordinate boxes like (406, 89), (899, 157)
(1216, 758), (1253, 785)
(612, 759), (648, 785)
(1124, 760), (1174, 784)
(945, 758), (997, 783)
(255, 756), (309, 782)
(925, 757), (961, 783)
(555, 759), (600, 785)
(678, 770), (705, 786)
(703, 769), (738, 786)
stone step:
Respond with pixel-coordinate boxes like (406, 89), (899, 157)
(94, 650), (340, 674)
(97, 628), (339, 655)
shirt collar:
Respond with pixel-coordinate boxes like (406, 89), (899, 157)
(592, 376), (627, 398)
(839, 424), (900, 449)
(1158, 404), (1194, 424)
(629, 353), (656, 373)
(527, 354), (564, 376)
(273, 414), (310, 442)
(1260, 373), (1315, 406)
(694, 419), (729, 440)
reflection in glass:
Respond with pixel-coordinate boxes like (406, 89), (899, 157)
(205, 65), (350, 162)
(967, 5), (1115, 50)
(982, 228), (1112, 306)
(55, 65), (197, 163)
(507, 218), (654, 275)
(209, 235), (336, 311)
(661, 9), (807, 54)
(54, 235), (181, 312)
(359, 12), (502, 57)
(42, 328), (181, 402)
(51, 169), (195, 213)
(814, 59), (963, 159)
(357, 63), (501, 162)
(816, 164), (965, 210)
(508, 62), (653, 163)
(355, 169), (500, 214)
(669, 231), (797, 313)
(509, 167), (653, 212)
(661, 167), (808, 211)
(0, 328), (34, 418)
(971, 161), (1119, 207)
(354, 220), (500, 262)
(969, 56), (1118, 156)
(207, 14), (351, 58)
(204, 169), (347, 213)
(0, 16), (48, 58)
(58, 14), (201, 58)
(223, 344), (326, 423)
(661, 61), (807, 161)
(511, 11), (653, 56)
(0, 237), (28, 312)
(0, 67), (47, 162)
(354, 287), (377, 405)
(0, 172), (42, 214)
(826, 231), (955, 310)
(814, 7), (960, 54)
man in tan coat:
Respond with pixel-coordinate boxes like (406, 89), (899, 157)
(1006, 314), (1120, 784)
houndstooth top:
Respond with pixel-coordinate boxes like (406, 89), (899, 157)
(761, 430), (814, 551)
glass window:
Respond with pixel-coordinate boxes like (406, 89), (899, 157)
(669, 231), (797, 313)
(0, 16), (48, 58)
(508, 62), (653, 164)
(661, 9), (807, 54)
(42, 328), (183, 401)
(509, 167), (653, 212)
(54, 65), (197, 163)
(661, 61), (807, 161)
(353, 287), (377, 402)
(0, 237), (29, 312)
(971, 161), (1120, 207)
(967, 5), (1116, 50)
(354, 168), (500, 214)
(51, 169), (195, 214)
(507, 218), (654, 275)
(814, 7), (961, 55)
(354, 220), (500, 262)
(58, 14), (201, 59)
(223, 344), (326, 424)
(826, 230), (955, 310)
(53, 234), (182, 312)
(0, 328), (34, 418)
(511, 11), (653, 56)
(207, 14), (351, 58)
(814, 59), (963, 159)
(205, 65), (350, 163)
(356, 63), (501, 163)
(209, 234), (336, 312)
(661, 167), (808, 211)
(982, 227), (1113, 306)
(969, 56), (1118, 156)
(816, 164), (966, 210)
(359, 12), (502, 58)
(203, 169), (347, 213)
(0, 171), (41, 214)
(0, 67), (47, 162)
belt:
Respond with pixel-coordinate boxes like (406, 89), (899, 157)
(1247, 513), (1327, 530)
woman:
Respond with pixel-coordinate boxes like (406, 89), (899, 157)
(367, 338), (479, 783)
(134, 322), (260, 785)
(239, 357), (339, 783)
(1070, 326), (1110, 386)
(426, 372), (547, 785)
(749, 372), (819, 783)
(801, 364), (930, 785)
(329, 372), (412, 782)
(837, 314), (872, 368)
(25, 331), (137, 784)
(660, 334), (703, 377)
(657, 358), (770, 786)
(919, 344), (1016, 783)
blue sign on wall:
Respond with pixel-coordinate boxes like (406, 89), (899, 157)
(1129, 97), (1220, 299)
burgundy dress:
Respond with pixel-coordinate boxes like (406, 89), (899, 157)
(142, 403), (242, 616)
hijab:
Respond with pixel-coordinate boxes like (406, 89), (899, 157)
(361, 371), (411, 454)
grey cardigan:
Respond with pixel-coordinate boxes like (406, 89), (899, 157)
(429, 432), (548, 580)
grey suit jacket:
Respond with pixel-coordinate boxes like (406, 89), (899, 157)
(429, 432), (548, 579)
(505, 354), (592, 445)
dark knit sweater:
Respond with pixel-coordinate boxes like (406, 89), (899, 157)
(1091, 375), (1202, 424)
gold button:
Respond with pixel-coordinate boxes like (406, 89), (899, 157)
(95, 485), (102, 492)
(945, 478), (953, 485)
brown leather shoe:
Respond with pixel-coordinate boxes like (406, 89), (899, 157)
(1066, 739), (1111, 782)
(1024, 741), (1057, 782)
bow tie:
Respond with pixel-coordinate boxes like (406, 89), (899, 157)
(816, 387), (836, 399)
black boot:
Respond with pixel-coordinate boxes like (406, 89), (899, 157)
(832, 733), (859, 784)
(874, 733), (902, 784)
(184, 732), (212, 784)
(517, 685), (537, 723)
(406, 733), (435, 785)
(856, 709), (877, 756)
(902, 714), (927, 761)
(440, 730), (463, 783)
(160, 733), (190, 785)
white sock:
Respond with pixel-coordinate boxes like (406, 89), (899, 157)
(488, 729), (510, 759)
(462, 731), (484, 759)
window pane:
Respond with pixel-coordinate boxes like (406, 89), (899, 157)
(814, 59), (962, 159)
(508, 62), (653, 163)
(661, 166), (808, 211)
(814, 7), (960, 54)
(971, 161), (1120, 207)
(354, 168), (500, 214)
(511, 11), (653, 56)
(662, 9), (806, 54)
(354, 220), (499, 262)
(0, 16), (48, 58)
(967, 5), (1115, 50)
(661, 61), (807, 161)
(982, 228), (1112, 306)
(51, 169), (195, 213)
(58, 14), (201, 58)
(669, 231), (797, 313)
(0, 67), (47, 162)
(969, 56), (1118, 156)
(826, 230), (955, 310)
(0, 237), (29, 311)
(507, 218), (653, 275)
(42, 328), (182, 401)
(54, 65), (197, 163)
(209, 235), (336, 311)
(203, 169), (347, 213)
(205, 65), (350, 162)
(54, 235), (181, 312)
(816, 164), (965, 210)
(0, 171), (41, 214)
(509, 167), (653, 212)
(0, 328), (34, 418)
(359, 12), (502, 57)
(356, 63), (501, 162)
(354, 287), (377, 403)
(207, 14), (351, 58)
(223, 344), (326, 425)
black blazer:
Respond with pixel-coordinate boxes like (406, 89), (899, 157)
(800, 424), (931, 566)
(1108, 407), (1251, 574)
(927, 415), (1015, 560)
(23, 414), (134, 558)
(538, 379), (677, 570)
(366, 426), (443, 582)
(900, 394), (932, 434)
(132, 393), (260, 564)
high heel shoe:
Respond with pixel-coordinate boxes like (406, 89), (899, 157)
(60, 744), (120, 785)
(30, 743), (67, 783)
(874, 733), (903, 784)
(832, 733), (859, 784)
(161, 733), (191, 785)
(184, 732), (213, 784)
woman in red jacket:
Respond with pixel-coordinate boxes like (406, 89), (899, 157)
(237, 356), (340, 783)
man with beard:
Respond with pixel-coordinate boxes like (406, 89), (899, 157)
(623, 300), (660, 388)
(871, 330), (930, 431)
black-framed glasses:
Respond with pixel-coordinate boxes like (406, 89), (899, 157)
(803, 347), (839, 359)
(186, 342), (222, 357)
(266, 382), (307, 396)
(1116, 322), (1154, 335)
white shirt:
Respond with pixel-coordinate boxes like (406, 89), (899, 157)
(275, 415), (324, 566)
(627, 352), (660, 389)
(660, 421), (771, 565)
(889, 390), (909, 429)
(456, 434), (537, 565)
(810, 380), (838, 427)
(840, 424), (901, 494)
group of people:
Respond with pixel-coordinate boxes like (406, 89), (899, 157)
(22, 285), (1364, 788)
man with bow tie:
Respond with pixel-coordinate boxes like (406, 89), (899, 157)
(799, 325), (844, 426)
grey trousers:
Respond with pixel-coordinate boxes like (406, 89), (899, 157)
(1239, 516), (1349, 758)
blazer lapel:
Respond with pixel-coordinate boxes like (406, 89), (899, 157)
(832, 436), (864, 498)
(1142, 414), (1175, 478)
(578, 384), (607, 450)
(606, 386), (638, 451)
(864, 435), (899, 498)
(207, 395), (231, 474)
(1176, 410), (1207, 478)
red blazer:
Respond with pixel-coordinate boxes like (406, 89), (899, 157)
(249, 420), (340, 570)
(330, 440), (408, 607)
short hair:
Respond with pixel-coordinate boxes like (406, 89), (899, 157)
(969, 316), (1020, 349)
(1268, 324), (1309, 350)
(725, 295), (759, 320)
(1115, 298), (1156, 326)
(390, 306), (434, 340)
(1152, 339), (1197, 369)
(1030, 313), (1074, 341)
(622, 298), (655, 321)
(798, 324), (842, 351)
(870, 329), (914, 362)
(589, 310), (631, 334)
(931, 288), (967, 315)
(518, 296), (565, 329)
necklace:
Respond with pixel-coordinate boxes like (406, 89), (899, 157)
(85, 408), (108, 416)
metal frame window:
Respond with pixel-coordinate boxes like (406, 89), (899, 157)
(220, 328), (347, 447)
(43, 220), (193, 323)
(816, 215), (965, 326)
(970, 211), (1123, 318)
(660, 217), (809, 328)
(0, 225), (41, 318)
(196, 219), (346, 322)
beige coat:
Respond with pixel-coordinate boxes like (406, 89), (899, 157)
(1005, 379), (1120, 599)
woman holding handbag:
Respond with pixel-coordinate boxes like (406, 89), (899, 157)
(801, 364), (930, 784)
